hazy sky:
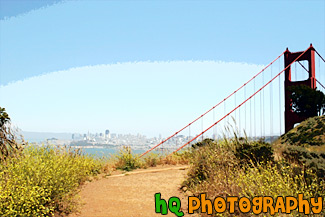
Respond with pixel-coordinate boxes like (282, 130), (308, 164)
(0, 0), (324, 137)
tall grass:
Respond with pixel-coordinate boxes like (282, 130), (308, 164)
(112, 146), (190, 171)
(0, 145), (104, 216)
(182, 134), (325, 216)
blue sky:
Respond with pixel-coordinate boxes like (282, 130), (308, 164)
(0, 0), (324, 137)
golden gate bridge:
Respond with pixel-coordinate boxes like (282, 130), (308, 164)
(140, 44), (325, 157)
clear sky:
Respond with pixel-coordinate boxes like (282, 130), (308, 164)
(0, 0), (324, 137)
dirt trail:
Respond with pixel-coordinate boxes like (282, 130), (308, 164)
(69, 165), (197, 217)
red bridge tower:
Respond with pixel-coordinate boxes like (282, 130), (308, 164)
(284, 44), (316, 133)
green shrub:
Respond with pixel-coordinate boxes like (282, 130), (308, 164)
(0, 145), (103, 216)
(235, 140), (274, 165)
(235, 162), (324, 199)
(277, 115), (325, 147)
(0, 107), (24, 162)
(282, 145), (325, 178)
(163, 150), (191, 165)
(191, 138), (214, 149)
(183, 140), (239, 195)
(113, 146), (191, 171)
(141, 152), (163, 168)
(114, 146), (141, 171)
(183, 136), (325, 216)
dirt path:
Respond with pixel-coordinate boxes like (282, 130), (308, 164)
(69, 165), (197, 217)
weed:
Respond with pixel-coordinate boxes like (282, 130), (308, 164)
(0, 145), (104, 216)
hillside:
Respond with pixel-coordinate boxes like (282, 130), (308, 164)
(274, 115), (325, 147)
(273, 115), (325, 178)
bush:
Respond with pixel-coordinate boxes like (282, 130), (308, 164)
(235, 162), (324, 199)
(191, 138), (214, 149)
(282, 145), (325, 178)
(183, 140), (239, 196)
(277, 115), (325, 147)
(0, 145), (103, 216)
(163, 150), (190, 165)
(114, 146), (141, 171)
(288, 85), (325, 117)
(235, 139), (274, 165)
(142, 153), (160, 168)
(183, 136), (325, 216)
(0, 107), (24, 162)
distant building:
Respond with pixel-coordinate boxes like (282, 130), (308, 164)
(105, 129), (111, 139)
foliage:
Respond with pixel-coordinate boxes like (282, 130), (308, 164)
(114, 146), (141, 171)
(282, 145), (325, 178)
(0, 145), (103, 216)
(183, 139), (239, 195)
(288, 85), (325, 117)
(183, 131), (325, 216)
(0, 107), (10, 126)
(162, 150), (190, 165)
(0, 107), (24, 161)
(235, 139), (274, 165)
(235, 162), (324, 200)
(191, 138), (214, 149)
(141, 153), (160, 168)
(276, 115), (325, 147)
(113, 146), (190, 171)
(274, 115), (325, 179)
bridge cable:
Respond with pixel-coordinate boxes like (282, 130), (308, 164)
(262, 68), (265, 137)
(316, 79), (325, 89)
(213, 107), (216, 139)
(319, 53), (322, 85)
(250, 91), (252, 138)
(279, 56), (282, 136)
(238, 94), (241, 137)
(245, 85), (247, 132)
(295, 61), (297, 81)
(189, 124), (191, 147)
(297, 61), (308, 73)
(224, 100), (226, 127)
(315, 50), (325, 89)
(260, 85), (262, 138)
(140, 51), (285, 157)
(201, 116), (204, 141)
(254, 79), (256, 138)
(315, 50), (325, 62)
(235, 92), (237, 121)
(270, 64), (273, 137)
(168, 46), (310, 155)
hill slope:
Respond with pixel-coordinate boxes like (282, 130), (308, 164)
(273, 115), (325, 177)
(275, 115), (325, 147)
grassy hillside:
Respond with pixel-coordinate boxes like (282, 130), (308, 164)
(274, 115), (325, 147)
(274, 115), (325, 178)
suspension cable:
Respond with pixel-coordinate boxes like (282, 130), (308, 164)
(169, 46), (310, 155)
(315, 50), (325, 63)
(250, 94), (252, 138)
(279, 56), (282, 136)
(244, 85), (247, 131)
(270, 64), (273, 137)
(140, 51), (285, 157)
(298, 61), (309, 73)
(295, 61), (297, 81)
(254, 78), (256, 138)
(262, 67), (265, 137)
(316, 79), (325, 89)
